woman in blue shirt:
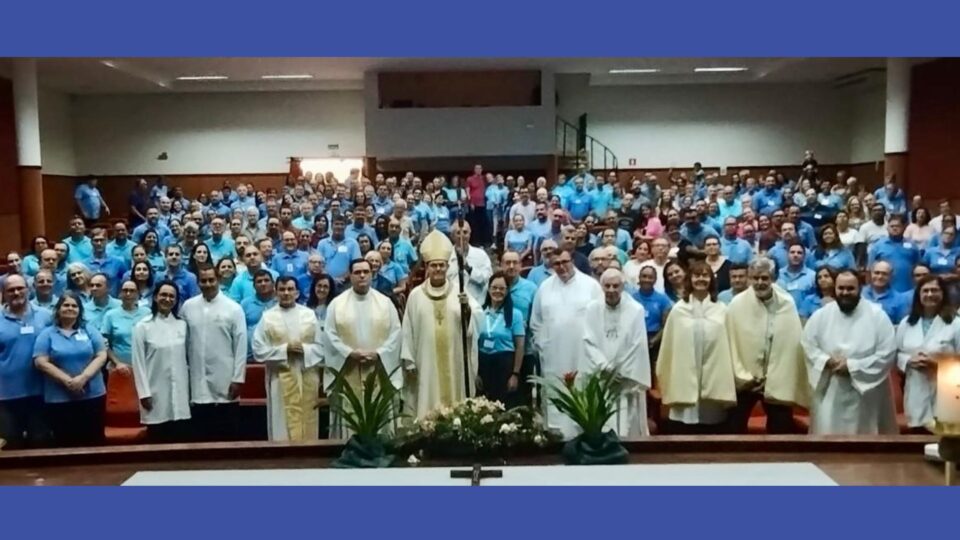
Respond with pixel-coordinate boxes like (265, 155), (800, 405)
(433, 192), (452, 234)
(812, 223), (856, 271)
(922, 226), (960, 275)
(21, 236), (49, 278)
(377, 241), (409, 295)
(101, 279), (152, 368)
(799, 266), (837, 321)
(33, 291), (109, 447)
(356, 233), (375, 257)
(307, 273), (336, 328)
(65, 263), (91, 301)
(216, 257), (237, 295)
(142, 230), (166, 274)
(188, 243), (211, 276)
(503, 214), (533, 263)
(130, 261), (155, 308)
(478, 273), (526, 408)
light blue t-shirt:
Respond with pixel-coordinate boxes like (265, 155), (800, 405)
(100, 305), (151, 363)
(478, 307), (525, 355)
(504, 229), (533, 253)
(32, 324), (107, 403)
(317, 237), (362, 280)
(206, 236), (237, 265)
(74, 184), (102, 220)
(0, 307), (53, 400)
(83, 296), (121, 331)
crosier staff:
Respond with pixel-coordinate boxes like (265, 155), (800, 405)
(456, 200), (472, 398)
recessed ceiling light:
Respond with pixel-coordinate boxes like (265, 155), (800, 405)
(694, 67), (748, 73)
(608, 68), (660, 74)
(175, 75), (229, 81)
(101, 60), (117, 69)
(261, 74), (314, 80)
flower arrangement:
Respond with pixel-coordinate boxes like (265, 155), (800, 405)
(395, 397), (558, 460)
(531, 369), (629, 465)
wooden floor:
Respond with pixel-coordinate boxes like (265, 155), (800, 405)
(0, 436), (947, 486)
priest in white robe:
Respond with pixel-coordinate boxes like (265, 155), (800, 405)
(446, 220), (493, 303)
(530, 247), (604, 439)
(583, 269), (651, 437)
(324, 258), (403, 438)
(402, 230), (483, 420)
(801, 270), (898, 435)
(252, 276), (323, 441)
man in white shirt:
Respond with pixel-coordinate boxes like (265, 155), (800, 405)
(638, 237), (670, 292)
(858, 203), (890, 245)
(509, 187), (537, 226)
(930, 199), (956, 233)
(180, 265), (248, 442)
(446, 221), (493, 303)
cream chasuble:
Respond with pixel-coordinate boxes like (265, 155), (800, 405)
(725, 287), (810, 408)
(252, 304), (323, 441)
(323, 288), (403, 438)
(400, 280), (482, 421)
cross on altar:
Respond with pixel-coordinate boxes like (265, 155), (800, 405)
(449, 463), (504, 486)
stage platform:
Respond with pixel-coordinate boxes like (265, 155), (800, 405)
(0, 435), (944, 486)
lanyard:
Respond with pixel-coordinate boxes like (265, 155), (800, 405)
(484, 311), (504, 335)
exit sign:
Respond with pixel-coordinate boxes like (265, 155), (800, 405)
(628, 158), (637, 166)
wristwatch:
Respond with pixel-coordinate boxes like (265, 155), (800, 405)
(511, 371), (521, 377)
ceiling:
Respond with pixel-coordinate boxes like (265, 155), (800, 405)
(0, 57), (895, 94)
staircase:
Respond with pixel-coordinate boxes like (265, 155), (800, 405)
(556, 114), (619, 171)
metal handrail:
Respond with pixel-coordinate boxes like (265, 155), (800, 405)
(556, 116), (618, 171)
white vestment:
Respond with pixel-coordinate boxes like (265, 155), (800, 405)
(323, 288), (403, 438)
(801, 301), (898, 435)
(583, 294), (651, 437)
(895, 315), (960, 427)
(530, 270), (604, 438)
(131, 314), (191, 425)
(447, 245), (493, 303)
(401, 281), (482, 420)
(252, 304), (323, 441)
(180, 292), (247, 404)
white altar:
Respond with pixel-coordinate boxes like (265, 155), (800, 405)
(123, 463), (838, 486)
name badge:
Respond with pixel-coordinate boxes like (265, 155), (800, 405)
(903, 242), (913, 249)
(75, 333), (89, 342)
(767, 200), (775, 206)
(482, 339), (495, 349)
(20, 326), (34, 335)
(286, 263), (294, 273)
(814, 213), (822, 220)
(938, 257), (948, 266)
(337, 245), (348, 254)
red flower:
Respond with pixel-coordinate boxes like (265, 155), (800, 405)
(562, 371), (578, 389)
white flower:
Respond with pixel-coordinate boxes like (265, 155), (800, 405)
(407, 454), (420, 466)
(439, 406), (453, 418)
(480, 414), (494, 425)
(452, 417), (462, 429)
(533, 434), (546, 445)
(499, 422), (518, 434)
(421, 420), (435, 433)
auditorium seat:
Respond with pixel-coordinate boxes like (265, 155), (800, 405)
(240, 363), (267, 406)
(890, 369), (909, 434)
(104, 368), (147, 444)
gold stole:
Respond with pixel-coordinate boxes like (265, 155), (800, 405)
(424, 284), (454, 406)
(333, 291), (391, 392)
(263, 307), (320, 441)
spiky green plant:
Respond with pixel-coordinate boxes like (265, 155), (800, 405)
(327, 365), (402, 437)
(530, 369), (623, 436)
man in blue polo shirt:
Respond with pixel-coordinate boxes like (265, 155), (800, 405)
(753, 175), (784, 216)
(106, 222), (134, 269)
(74, 176), (109, 227)
(63, 216), (94, 265)
(385, 218), (418, 273)
(272, 230), (309, 279)
(240, 270), (277, 360)
(132, 207), (173, 245)
(719, 217), (753, 265)
(867, 215), (921, 293)
(679, 207), (719, 259)
(86, 228), (126, 296)
(228, 245), (278, 303)
(345, 207), (379, 245)
(776, 241), (816, 306)
(0, 275), (53, 449)
(158, 245), (200, 304)
(206, 217), (237, 264)
(317, 215), (361, 284)
(563, 177), (594, 222)
(787, 205), (817, 250)
(875, 179), (907, 216)
(862, 261), (910, 324)
(83, 273), (121, 330)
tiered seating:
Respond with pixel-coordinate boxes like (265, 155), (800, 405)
(104, 369), (147, 444)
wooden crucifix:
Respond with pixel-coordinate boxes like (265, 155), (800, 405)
(450, 463), (504, 486)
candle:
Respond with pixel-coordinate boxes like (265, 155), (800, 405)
(936, 356), (960, 424)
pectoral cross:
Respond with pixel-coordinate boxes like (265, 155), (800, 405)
(450, 463), (503, 486)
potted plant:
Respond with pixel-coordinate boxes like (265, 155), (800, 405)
(531, 369), (629, 465)
(327, 366), (401, 468)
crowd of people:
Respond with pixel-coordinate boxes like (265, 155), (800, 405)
(1, 152), (958, 449)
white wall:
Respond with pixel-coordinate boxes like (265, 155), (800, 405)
(847, 83), (886, 164)
(71, 90), (365, 175)
(557, 75), (865, 168)
(39, 88), (77, 175)
(363, 71), (556, 159)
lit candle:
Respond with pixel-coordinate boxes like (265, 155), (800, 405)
(936, 356), (960, 425)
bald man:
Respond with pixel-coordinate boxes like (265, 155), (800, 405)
(582, 269), (650, 436)
(527, 239), (558, 287)
(446, 221), (493, 303)
(862, 261), (910, 324)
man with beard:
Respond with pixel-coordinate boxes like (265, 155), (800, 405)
(800, 270), (898, 435)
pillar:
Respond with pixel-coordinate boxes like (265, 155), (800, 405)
(363, 156), (377, 180)
(884, 57), (911, 191)
(13, 58), (44, 248)
(545, 154), (559, 188)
